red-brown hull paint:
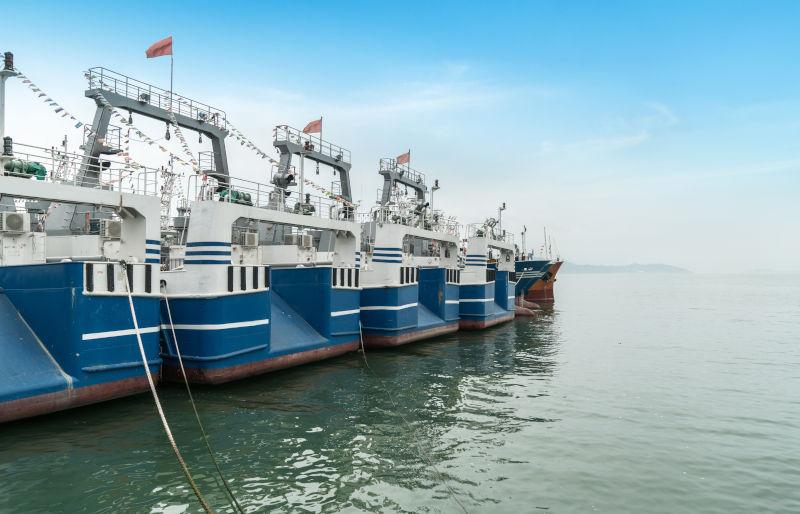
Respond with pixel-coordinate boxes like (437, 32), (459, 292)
(0, 373), (157, 424)
(362, 323), (459, 348)
(161, 341), (360, 385)
(524, 261), (563, 303)
(459, 313), (515, 330)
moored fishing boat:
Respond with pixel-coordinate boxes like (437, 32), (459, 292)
(523, 260), (562, 303)
(459, 211), (516, 329)
(153, 120), (362, 383)
(516, 227), (562, 304)
(0, 54), (162, 423)
(358, 158), (461, 346)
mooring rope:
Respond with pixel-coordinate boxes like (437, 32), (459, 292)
(121, 263), (212, 514)
(161, 284), (245, 514)
(357, 322), (470, 514)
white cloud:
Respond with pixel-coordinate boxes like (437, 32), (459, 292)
(644, 101), (679, 126)
(538, 130), (650, 155)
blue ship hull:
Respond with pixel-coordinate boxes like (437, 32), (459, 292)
(514, 259), (552, 297)
(0, 262), (160, 423)
(459, 271), (516, 329)
(360, 268), (459, 347)
(160, 267), (360, 384)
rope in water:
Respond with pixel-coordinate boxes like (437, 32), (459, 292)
(357, 322), (470, 514)
(162, 284), (245, 514)
(122, 264), (212, 514)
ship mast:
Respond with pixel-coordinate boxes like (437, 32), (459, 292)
(0, 52), (16, 165)
(521, 225), (527, 259)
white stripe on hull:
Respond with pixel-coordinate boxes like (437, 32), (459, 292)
(162, 319), (270, 331)
(360, 302), (418, 311)
(82, 326), (160, 341)
(331, 309), (360, 317)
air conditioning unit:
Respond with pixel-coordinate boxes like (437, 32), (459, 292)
(243, 232), (258, 247)
(300, 234), (313, 248)
(0, 212), (30, 233)
(284, 234), (298, 245)
(100, 219), (122, 240)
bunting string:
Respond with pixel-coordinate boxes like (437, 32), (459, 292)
(13, 68), (84, 129)
(12, 67), (148, 187)
(223, 120), (358, 208)
(91, 88), (198, 173)
(167, 107), (199, 170)
(12, 67), (357, 209)
(38, 202), (62, 231)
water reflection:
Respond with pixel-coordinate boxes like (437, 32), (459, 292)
(0, 313), (562, 513)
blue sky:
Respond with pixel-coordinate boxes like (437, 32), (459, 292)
(3, 1), (799, 271)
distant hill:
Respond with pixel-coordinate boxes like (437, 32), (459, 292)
(561, 262), (692, 274)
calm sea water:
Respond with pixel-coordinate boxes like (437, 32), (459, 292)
(1, 273), (798, 513)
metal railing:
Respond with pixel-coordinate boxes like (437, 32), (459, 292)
(379, 158), (426, 186)
(467, 222), (514, 245)
(5, 143), (161, 196)
(359, 204), (459, 235)
(187, 174), (351, 221)
(273, 125), (351, 164)
(198, 151), (215, 172)
(82, 124), (122, 151)
(86, 67), (227, 128)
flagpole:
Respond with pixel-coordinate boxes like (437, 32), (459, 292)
(170, 54), (174, 110)
(319, 115), (323, 153)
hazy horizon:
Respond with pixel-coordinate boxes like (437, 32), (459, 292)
(2, 1), (798, 273)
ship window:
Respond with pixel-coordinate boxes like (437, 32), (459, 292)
(85, 263), (94, 292)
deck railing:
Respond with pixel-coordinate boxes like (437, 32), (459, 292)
(187, 174), (352, 221)
(5, 142), (161, 196)
(379, 158), (425, 186)
(86, 67), (227, 128)
(273, 125), (351, 164)
(359, 204), (459, 236)
(467, 222), (514, 246)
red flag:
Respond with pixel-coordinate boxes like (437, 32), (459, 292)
(303, 118), (322, 134)
(396, 150), (410, 165)
(146, 36), (173, 58)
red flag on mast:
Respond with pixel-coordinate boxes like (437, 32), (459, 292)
(146, 36), (173, 58)
(303, 118), (322, 134)
(397, 150), (410, 165)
